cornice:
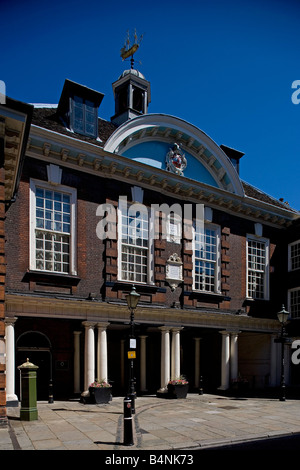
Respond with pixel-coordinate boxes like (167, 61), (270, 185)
(27, 125), (298, 228)
(0, 104), (32, 202)
(5, 293), (279, 333)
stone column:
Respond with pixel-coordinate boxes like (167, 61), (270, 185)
(194, 337), (201, 388)
(82, 321), (96, 396)
(97, 323), (109, 383)
(158, 326), (170, 393)
(5, 318), (18, 405)
(230, 331), (239, 382)
(218, 330), (230, 390)
(171, 327), (182, 380)
(73, 331), (81, 394)
(139, 335), (148, 392)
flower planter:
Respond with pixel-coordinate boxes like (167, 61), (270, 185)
(167, 383), (189, 399)
(88, 386), (112, 404)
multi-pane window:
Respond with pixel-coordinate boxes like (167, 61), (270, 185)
(72, 96), (97, 137)
(193, 225), (220, 293)
(289, 288), (300, 319)
(247, 237), (269, 300)
(30, 180), (76, 275)
(119, 204), (149, 283)
(288, 240), (300, 271)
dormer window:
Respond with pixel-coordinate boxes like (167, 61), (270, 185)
(57, 79), (104, 139)
(72, 96), (97, 137)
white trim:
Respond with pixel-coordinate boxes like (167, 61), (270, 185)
(288, 239), (300, 272)
(192, 223), (221, 294)
(103, 113), (245, 197)
(30, 179), (77, 275)
(117, 202), (154, 285)
(288, 287), (300, 319)
(246, 234), (270, 301)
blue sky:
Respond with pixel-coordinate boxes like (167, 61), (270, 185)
(2, 0), (300, 210)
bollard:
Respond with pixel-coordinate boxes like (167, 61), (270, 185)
(199, 376), (204, 395)
(17, 358), (39, 421)
(128, 391), (135, 414)
(123, 396), (134, 446)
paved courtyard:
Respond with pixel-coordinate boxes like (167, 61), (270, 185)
(1, 393), (300, 451)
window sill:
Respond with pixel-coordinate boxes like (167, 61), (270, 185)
(184, 291), (230, 302)
(23, 270), (81, 287)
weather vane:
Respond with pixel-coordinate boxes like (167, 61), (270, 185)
(120, 29), (143, 69)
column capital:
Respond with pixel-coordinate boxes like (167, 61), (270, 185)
(82, 321), (97, 329)
(229, 329), (241, 335)
(219, 330), (230, 336)
(73, 331), (82, 336)
(159, 326), (171, 333)
(96, 322), (110, 330)
(5, 317), (18, 327)
(171, 326), (183, 333)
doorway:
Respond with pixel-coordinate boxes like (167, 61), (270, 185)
(16, 331), (52, 401)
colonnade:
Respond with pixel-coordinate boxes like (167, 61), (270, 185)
(3, 317), (289, 403)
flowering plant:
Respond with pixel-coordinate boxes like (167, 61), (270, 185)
(168, 376), (188, 385)
(231, 375), (248, 384)
(89, 379), (111, 388)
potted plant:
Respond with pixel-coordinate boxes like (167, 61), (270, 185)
(167, 376), (189, 399)
(231, 375), (249, 395)
(88, 379), (112, 404)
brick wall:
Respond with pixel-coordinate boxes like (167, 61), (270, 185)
(4, 157), (285, 318)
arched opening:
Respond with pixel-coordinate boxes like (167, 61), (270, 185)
(16, 331), (52, 401)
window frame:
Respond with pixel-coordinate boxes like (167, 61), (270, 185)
(30, 179), (77, 275)
(70, 95), (98, 138)
(246, 234), (270, 301)
(288, 240), (300, 272)
(288, 287), (300, 319)
(117, 202), (154, 285)
(192, 223), (221, 294)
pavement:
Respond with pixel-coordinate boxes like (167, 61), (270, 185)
(1, 392), (300, 452)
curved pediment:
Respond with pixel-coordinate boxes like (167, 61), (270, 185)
(104, 114), (244, 196)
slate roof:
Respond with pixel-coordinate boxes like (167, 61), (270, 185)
(31, 107), (117, 147)
(31, 107), (298, 213)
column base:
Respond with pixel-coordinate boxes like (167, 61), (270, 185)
(156, 387), (169, 398)
(6, 394), (19, 407)
(217, 385), (229, 391)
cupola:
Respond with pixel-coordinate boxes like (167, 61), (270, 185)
(111, 68), (151, 126)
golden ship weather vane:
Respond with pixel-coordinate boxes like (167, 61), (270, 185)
(120, 29), (143, 69)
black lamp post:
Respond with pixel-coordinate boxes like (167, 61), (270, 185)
(277, 305), (290, 402)
(126, 285), (140, 413)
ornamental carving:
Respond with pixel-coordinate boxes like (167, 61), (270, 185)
(166, 143), (187, 176)
(165, 253), (183, 291)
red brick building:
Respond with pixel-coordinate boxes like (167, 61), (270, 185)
(1, 70), (299, 411)
(0, 98), (32, 425)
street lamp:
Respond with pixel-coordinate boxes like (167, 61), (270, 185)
(126, 285), (140, 412)
(123, 285), (140, 446)
(277, 305), (290, 402)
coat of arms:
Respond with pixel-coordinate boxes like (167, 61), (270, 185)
(166, 143), (187, 176)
